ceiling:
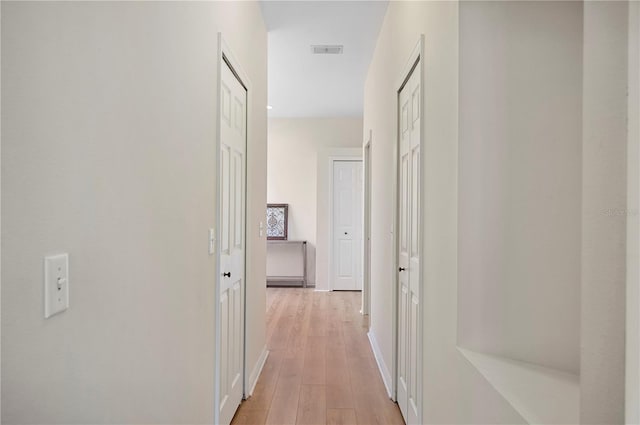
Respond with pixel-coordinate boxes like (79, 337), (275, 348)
(260, 1), (389, 118)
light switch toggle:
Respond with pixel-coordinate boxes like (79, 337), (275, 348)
(57, 277), (67, 291)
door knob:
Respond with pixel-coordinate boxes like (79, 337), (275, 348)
(344, 232), (348, 235)
(223, 272), (231, 278)
(398, 267), (406, 272)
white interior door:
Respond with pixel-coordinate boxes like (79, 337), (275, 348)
(397, 64), (421, 425)
(219, 59), (246, 425)
(332, 160), (363, 291)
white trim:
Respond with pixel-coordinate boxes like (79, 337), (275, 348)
(362, 131), (372, 317)
(390, 103), (399, 402)
(327, 155), (363, 292)
(314, 289), (330, 292)
(215, 33), (252, 425)
(391, 35), (425, 419)
(214, 34), (223, 425)
(368, 331), (393, 398)
(626, 2), (640, 422)
(246, 347), (269, 397)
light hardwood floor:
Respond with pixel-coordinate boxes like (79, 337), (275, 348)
(231, 288), (405, 425)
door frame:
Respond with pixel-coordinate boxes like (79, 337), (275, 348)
(328, 156), (363, 292)
(214, 33), (251, 425)
(391, 35), (425, 422)
(362, 132), (372, 316)
(626, 1), (640, 421)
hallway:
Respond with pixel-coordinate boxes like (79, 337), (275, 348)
(231, 289), (403, 425)
(1, 2), (637, 424)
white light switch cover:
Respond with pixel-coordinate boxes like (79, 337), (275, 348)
(44, 253), (69, 318)
(209, 229), (215, 255)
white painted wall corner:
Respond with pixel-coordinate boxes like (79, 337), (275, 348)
(368, 331), (393, 399)
(246, 346), (269, 397)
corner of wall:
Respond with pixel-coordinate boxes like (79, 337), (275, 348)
(626, 1), (640, 423)
(246, 347), (269, 397)
(581, 2), (629, 422)
(367, 331), (393, 398)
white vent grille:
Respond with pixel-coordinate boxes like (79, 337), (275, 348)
(311, 45), (343, 55)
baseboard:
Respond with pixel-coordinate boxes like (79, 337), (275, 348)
(368, 331), (393, 398)
(246, 346), (269, 397)
(314, 289), (330, 292)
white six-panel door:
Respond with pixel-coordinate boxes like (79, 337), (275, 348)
(219, 59), (246, 425)
(397, 64), (421, 425)
(332, 160), (363, 291)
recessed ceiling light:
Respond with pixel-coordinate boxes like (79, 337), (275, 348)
(267, 105), (273, 110)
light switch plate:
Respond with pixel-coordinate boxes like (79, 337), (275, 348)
(208, 229), (215, 255)
(44, 253), (69, 318)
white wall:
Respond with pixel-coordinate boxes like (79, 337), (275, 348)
(627, 2), (640, 423)
(1, 2), (267, 424)
(267, 118), (362, 287)
(581, 2), (629, 423)
(366, 1), (634, 423)
(457, 2), (631, 422)
(1, 2), (3, 420)
(364, 2), (525, 423)
(458, 1), (582, 375)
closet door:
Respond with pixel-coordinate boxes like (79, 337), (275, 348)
(397, 64), (420, 425)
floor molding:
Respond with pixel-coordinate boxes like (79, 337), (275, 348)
(367, 331), (393, 398)
(246, 346), (269, 397)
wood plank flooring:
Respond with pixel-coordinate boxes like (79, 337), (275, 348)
(231, 288), (404, 425)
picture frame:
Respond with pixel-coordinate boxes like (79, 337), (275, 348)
(266, 203), (288, 240)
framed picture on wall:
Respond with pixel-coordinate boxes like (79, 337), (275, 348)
(266, 204), (288, 240)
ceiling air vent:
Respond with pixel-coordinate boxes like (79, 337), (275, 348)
(311, 45), (343, 55)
